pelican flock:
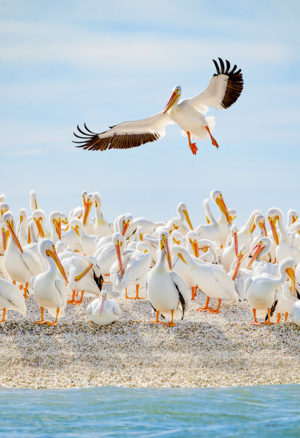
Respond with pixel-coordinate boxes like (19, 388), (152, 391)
(0, 190), (299, 328)
(73, 58), (243, 155)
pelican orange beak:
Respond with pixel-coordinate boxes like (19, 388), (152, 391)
(215, 194), (233, 225)
(53, 219), (62, 240)
(177, 252), (187, 264)
(115, 240), (124, 277)
(72, 225), (80, 237)
(268, 216), (279, 245)
(233, 230), (238, 257)
(139, 233), (144, 241)
(46, 245), (68, 283)
(247, 242), (265, 269)
(232, 253), (244, 280)
(259, 220), (268, 237)
(163, 89), (180, 114)
(75, 263), (93, 282)
(292, 215), (298, 224)
(162, 234), (172, 270)
(285, 267), (296, 295)
(2, 228), (9, 251)
(199, 246), (209, 253)
(83, 199), (92, 226)
(7, 221), (23, 253)
(250, 217), (256, 234)
(173, 237), (181, 245)
(34, 217), (45, 238)
(206, 215), (211, 224)
(27, 226), (31, 244)
(122, 219), (130, 237)
(190, 238), (199, 257)
(183, 208), (193, 230)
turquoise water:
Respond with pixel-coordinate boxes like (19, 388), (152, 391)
(0, 385), (299, 437)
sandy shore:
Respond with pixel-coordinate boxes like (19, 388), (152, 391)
(0, 290), (299, 389)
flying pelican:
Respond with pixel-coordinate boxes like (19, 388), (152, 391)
(73, 58), (243, 155)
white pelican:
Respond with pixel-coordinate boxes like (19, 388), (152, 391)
(268, 208), (300, 263)
(291, 300), (300, 327)
(245, 258), (295, 325)
(65, 256), (103, 305)
(95, 232), (125, 276)
(93, 193), (113, 237)
(32, 209), (51, 239)
(196, 190), (236, 247)
(146, 232), (189, 326)
(29, 190), (38, 212)
(61, 219), (83, 252)
(32, 239), (69, 326)
(0, 278), (26, 323)
(3, 212), (43, 298)
(118, 242), (152, 299)
(86, 290), (121, 325)
(82, 193), (95, 234)
(74, 58), (243, 155)
(221, 226), (239, 272)
(49, 212), (62, 243)
(274, 282), (298, 323)
(175, 247), (239, 314)
(17, 209), (30, 246)
(164, 203), (194, 236)
(225, 209), (260, 252)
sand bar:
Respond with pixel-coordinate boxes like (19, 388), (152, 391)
(0, 291), (299, 389)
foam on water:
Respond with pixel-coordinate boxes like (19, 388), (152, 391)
(0, 384), (299, 437)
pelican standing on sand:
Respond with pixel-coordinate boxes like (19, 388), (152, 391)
(73, 58), (243, 155)
(146, 232), (189, 326)
(32, 240), (69, 326)
(0, 278), (26, 323)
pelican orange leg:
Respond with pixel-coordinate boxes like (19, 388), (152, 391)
(46, 308), (60, 326)
(67, 290), (76, 304)
(0, 308), (6, 323)
(167, 309), (175, 327)
(197, 296), (210, 311)
(251, 308), (261, 325)
(205, 126), (219, 149)
(149, 310), (166, 325)
(73, 290), (84, 305)
(135, 284), (144, 299)
(191, 286), (198, 300)
(34, 307), (47, 325)
(208, 298), (222, 314)
(262, 308), (274, 325)
(186, 131), (198, 155)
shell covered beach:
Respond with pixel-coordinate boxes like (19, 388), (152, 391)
(1, 289), (299, 390)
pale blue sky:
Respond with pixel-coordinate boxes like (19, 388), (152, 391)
(1, 0), (299, 226)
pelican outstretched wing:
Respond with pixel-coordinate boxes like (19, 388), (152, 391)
(73, 112), (173, 151)
(189, 58), (243, 111)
